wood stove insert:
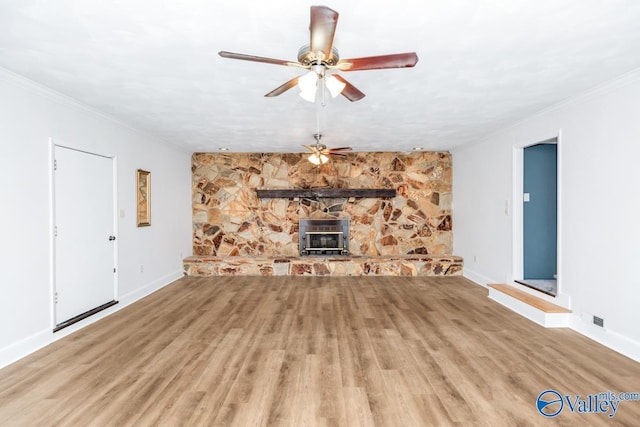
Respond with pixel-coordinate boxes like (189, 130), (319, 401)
(299, 219), (349, 256)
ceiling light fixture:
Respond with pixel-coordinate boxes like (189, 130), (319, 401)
(298, 64), (345, 103)
(325, 75), (346, 98)
(298, 70), (318, 102)
(308, 152), (329, 165)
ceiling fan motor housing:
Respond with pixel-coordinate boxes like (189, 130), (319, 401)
(298, 45), (340, 67)
(313, 133), (327, 150)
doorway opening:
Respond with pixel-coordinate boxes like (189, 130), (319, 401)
(513, 137), (559, 297)
(518, 143), (557, 296)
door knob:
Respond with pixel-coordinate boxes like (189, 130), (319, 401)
(108, 236), (116, 241)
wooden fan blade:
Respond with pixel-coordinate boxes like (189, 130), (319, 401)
(327, 147), (352, 152)
(332, 75), (366, 102)
(337, 52), (419, 71)
(328, 152), (348, 158)
(265, 77), (299, 97)
(219, 51), (298, 67)
(303, 145), (319, 153)
(310, 6), (339, 60)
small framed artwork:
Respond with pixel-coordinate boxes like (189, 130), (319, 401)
(136, 169), (151, 227)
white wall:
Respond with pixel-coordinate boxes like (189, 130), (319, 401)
(452, 69), (640, 361)
(0, 68), (193, 368)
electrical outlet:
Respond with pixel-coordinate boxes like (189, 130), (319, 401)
(593, 316), (604, 327)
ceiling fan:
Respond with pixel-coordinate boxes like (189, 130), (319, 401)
(304, 133), (351, 165)
(218, 5), (419, 102)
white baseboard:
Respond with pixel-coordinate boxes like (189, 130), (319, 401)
(462, 268), (495, 288)
(119, 270), (183, 306)
(570, 315), (640, 363)
(0, 329), (53, 370)
(0, 270), (183, 370)
(466, 273), (639, 363)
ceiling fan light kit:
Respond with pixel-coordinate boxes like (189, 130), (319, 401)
(308, 152), (330, 165)
(324, 75), (346, 98)
(303, 133), (353, 165)
(218, 5), (418, 163)
(298, 66), (347, 103)
(298, 68), (320, 102)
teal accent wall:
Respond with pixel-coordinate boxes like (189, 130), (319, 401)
(523, 144), (557, 279)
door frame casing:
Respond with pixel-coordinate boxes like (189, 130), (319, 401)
(49, 138), (119, 330)
(511, 130), (568, 307)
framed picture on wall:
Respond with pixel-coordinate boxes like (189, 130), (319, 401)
(136, 169), (151, 227)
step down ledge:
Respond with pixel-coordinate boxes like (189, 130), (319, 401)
(488, 284), (571, 328)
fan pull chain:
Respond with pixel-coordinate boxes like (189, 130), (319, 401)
(320, 76), (327, 107)
(315, 93), (322, 141)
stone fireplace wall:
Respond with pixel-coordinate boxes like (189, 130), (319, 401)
(192, 151), (452, 257)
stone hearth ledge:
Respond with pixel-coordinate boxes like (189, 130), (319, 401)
(183, 255), (463, 277)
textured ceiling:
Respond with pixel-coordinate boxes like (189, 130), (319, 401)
(1, 0), (640, 153)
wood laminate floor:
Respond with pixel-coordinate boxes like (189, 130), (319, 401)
(0, 276), (638, 426)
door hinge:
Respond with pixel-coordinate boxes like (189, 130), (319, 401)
(54, 226), (58, 237)
(54, 159), (57, 171)
(54, 292), (59, 304)
(113, 268), (116, 273)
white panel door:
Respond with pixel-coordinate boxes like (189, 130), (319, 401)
(54, 145), (116, 325)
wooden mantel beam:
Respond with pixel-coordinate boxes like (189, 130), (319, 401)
(256, 188), (396, 199)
